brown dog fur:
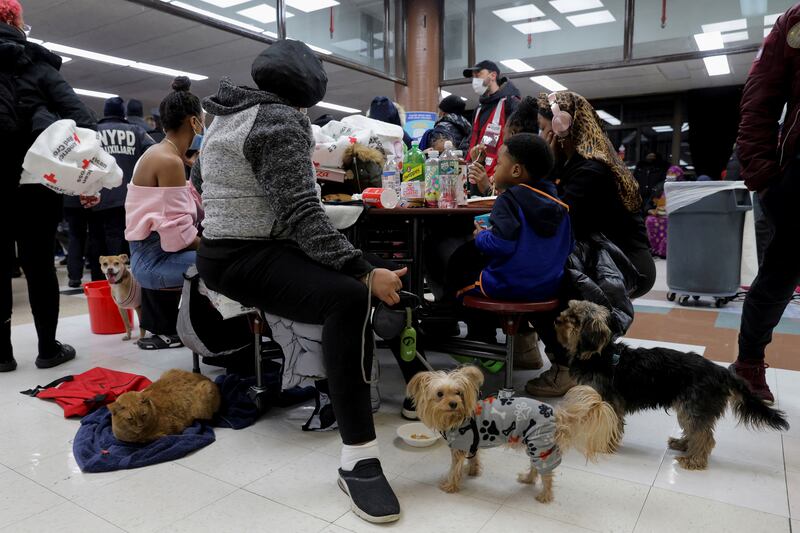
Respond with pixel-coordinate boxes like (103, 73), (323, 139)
(110, 369), (221, 443)
(99, 254), (144, 341)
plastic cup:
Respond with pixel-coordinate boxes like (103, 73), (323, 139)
(362, 187), (399, 209)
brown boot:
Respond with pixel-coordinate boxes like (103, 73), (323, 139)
(525, 364), (576, 398)
(513, 331), (543, 370)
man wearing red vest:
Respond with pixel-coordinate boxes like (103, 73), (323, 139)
(463, 60), (521, 197)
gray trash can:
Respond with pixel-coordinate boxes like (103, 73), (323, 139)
(664, 182), (752, 307)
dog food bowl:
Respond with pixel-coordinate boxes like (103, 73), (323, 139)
(397, 422), (440, 448)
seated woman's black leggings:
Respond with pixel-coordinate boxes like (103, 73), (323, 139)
(198, 240), (377, 445)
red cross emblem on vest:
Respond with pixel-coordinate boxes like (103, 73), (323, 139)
(43, 173), (57, 184)
(81, 159), (91, 169)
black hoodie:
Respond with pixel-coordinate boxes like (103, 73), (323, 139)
(0, 22), (96, 172)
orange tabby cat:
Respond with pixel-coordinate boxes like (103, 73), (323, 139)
(110, 369), (221, 443)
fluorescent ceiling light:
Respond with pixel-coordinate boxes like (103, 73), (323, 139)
(513, 20), (561, 34)
(596, 109), (621, 125)
(59, 56), (72, 63)
(172, 1), (265, 33)
(43, 43), (132, 66)
(681, 122), (689, 132)
(315, 101), (360, 113)
(129, 62), (207, 81)
(500, 59), (535, 72)
(693, 31), (724, 51)
(764, 26), (773, 37)
(307, 43), (333, 54)
(721, 30), (749, 43)
(74, 88), (118, 99)
(286, 0), (339, 13)
(441, 89), (451, 97)
(652, 125), (673, 133)
(549, 0), (603, 14)
(264, 30), (278, 38)
(680, 159), (688, 165)
(701, 19), (746, 34)
(703, 54), (731, 76)
(238, 4), (278, 23)
(460, 96), (468, 101)
(27, 37), (43, 44)
(530, 75), (567, 92)
(493, 4), (545, 22)
(41, 39), (207, 80)
(566, 9), (616, 27)
(197, 0), (249, 7)
(686, 165), (695, 170)
(333, 38), (368, 52)
(764, 13), (782, 26)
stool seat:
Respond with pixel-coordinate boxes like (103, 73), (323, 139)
(462, 295), (560, 314)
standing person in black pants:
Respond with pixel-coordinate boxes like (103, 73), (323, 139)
(0, 3), (96, 372)
(730, 4), (800, 404)
(195, 41), (403, 524)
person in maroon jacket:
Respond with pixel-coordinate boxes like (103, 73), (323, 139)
(730, 3), (800, 403)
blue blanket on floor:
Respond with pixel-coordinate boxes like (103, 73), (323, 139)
(73, 406), (216, 473)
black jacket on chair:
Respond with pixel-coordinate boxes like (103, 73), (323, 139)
(0, 22), (96, 175)
(565, 234), (643, 338)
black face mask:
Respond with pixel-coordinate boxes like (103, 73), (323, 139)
(371, 291), (419, 340)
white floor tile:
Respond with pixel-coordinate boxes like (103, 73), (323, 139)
(1, 501), (124, 533)
(320, 526), (356, 533)
(784, 436), (800, 472)
(14, 449), (136, 501)
(707, 417), (786, 469)
(634, 488), (790, 533)
(72, 462), (236, 533)
(0, 470), (67, 529)
(479, 505), (595, 533)
(788, 468), (800, 519)
(0, 400), (78, 469)
(163, 489), (329, 533)
(561, 439), (667, 486)
(503, 467), (649, 533)
(247, 409), (341, 450)
(334, 476), (500, 533)
(401, 446), (533, 504)
(654, 452), (789, 517)
(178, 428), (312, 487)
(246, 451), (362, 522)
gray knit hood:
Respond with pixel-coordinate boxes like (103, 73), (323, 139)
(203, 77), (288, 116)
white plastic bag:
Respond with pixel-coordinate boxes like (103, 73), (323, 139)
(20, 119), (122, 196)
(341, 115), (405, 160)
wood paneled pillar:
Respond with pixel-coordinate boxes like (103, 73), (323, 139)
(396, 0), (440, 112)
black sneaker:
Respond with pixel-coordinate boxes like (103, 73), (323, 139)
(35, 342), (76, 369)
(0, 356), (17, 372)
(68, 279), (81, 288)
(338, 459), (400, 523)
(401, 397), (418, 420)
(302, 388), (338, 432)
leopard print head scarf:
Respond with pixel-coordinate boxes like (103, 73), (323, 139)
(537, 91), (641, 213)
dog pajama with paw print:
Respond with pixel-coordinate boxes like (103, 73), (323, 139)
(442, 396), (561, 474)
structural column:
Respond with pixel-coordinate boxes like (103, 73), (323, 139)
(396, 0), (441, 112)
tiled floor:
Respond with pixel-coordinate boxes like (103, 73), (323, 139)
(2, 260), (799, 532)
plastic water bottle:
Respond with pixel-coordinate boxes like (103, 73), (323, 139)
(425, 151), (440, 208)
(454, 150), (468, 206)
(382, 155), (400, 197)
(438, 141), (458, 208)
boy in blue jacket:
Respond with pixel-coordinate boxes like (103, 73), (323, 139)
(451, 133), (573, 301)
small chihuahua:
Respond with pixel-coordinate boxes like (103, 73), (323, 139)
(99, 255), (144, 341)
(407, 366), (620, 503)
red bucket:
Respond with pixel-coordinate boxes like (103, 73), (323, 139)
(83, 280), (133, 335)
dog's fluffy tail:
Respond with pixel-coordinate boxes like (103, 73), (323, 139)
(727, 373), (789, 431)
(555, 385), (621, 461)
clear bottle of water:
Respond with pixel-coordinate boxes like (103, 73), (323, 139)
(439, 141), (458, 208)
(382, 154), (401, 197)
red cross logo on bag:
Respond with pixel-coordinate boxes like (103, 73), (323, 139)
(73, 133), (81, 144)
(81, 159), (91, 169)
(43, 173), (57, 184)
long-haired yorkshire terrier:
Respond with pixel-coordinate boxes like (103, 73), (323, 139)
(555, 300), (790, 470)
(407, 366), (620, 503)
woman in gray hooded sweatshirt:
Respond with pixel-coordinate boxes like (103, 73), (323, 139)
(194, 40), (403, 524)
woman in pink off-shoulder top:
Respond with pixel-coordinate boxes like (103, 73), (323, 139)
(124, 77), (203, 350)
